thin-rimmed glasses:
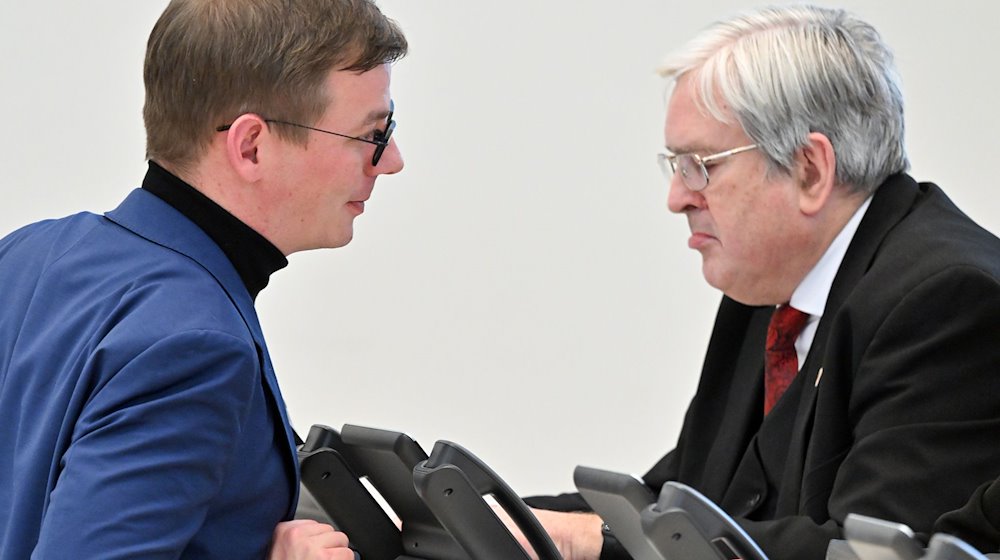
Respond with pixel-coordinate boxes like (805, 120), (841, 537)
(657, 144), (758, 191)
(216, 100), (396, 166)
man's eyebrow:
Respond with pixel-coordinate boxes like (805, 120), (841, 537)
(664, 143), (694, 154)
(362, 107), (391, 124)
(665, 143), (714, 155)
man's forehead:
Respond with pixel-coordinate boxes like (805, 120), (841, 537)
(325, 64), (392, 110)
(361, 106), (391, 124)
(664, 91), (745, 153)
(663, 112), (734, 155)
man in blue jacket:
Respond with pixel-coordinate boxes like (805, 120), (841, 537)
(0, 0), (406, 557)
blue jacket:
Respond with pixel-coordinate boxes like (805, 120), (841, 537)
(0, 189), (300, 559)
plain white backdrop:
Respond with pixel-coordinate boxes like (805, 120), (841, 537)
(2, 1), (998, 498)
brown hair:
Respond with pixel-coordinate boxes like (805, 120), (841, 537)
(143, 0), (407, 171)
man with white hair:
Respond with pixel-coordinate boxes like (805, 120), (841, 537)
(523, 5), (1000, 559)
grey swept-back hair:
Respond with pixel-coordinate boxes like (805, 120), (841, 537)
(659, 5), (909, 195)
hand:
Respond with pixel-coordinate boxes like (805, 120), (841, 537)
(494, 506), (604, 560)
(268, 519), (355, 560)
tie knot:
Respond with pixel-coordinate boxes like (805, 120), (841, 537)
(766, 304), (810, 352)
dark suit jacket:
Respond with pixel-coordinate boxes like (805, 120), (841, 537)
(0, 189), (299, 559)
(933, 477), (1000, 553)
(529, 174), (1000, 560)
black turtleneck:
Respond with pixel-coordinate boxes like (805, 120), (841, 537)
(141, 161), (288, 300)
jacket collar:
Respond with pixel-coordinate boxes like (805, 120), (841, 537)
(106, 189), (252, 312)
(104, 188), (301, 514)
(775, 173), (921, 511)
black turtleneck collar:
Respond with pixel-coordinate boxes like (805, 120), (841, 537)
(141, 160), (288, 300)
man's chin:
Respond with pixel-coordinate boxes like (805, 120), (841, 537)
(329, 231), (354, 249)
(701, 261), (739, 300)
(311, 228), (355, 251)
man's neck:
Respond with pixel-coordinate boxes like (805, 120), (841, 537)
(158, 152), (289, 256)
(143, 160), (287, 299)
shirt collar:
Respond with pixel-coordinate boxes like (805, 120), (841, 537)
(790, 195), (873, 318)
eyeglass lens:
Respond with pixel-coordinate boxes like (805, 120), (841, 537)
(675, 155), (707, 190)
(368, 100), (395, 166)
(659, 153), (708, 191)
(372, 119), (395, 166)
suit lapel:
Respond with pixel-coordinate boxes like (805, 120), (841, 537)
(824, 174), (920, 321)
(699, 299), (772, 500)
(105, 189), (301, 513)
(794, 174), (920, 423)
(777, 175), (920, 511)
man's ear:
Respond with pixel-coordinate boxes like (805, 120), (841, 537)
(796, 132), (837, 216)
(222, 114), (267, 182)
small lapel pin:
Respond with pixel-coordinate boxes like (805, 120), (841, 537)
(815, 367), (824, 387)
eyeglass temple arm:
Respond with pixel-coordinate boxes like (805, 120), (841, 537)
(701, 144), (758, 164)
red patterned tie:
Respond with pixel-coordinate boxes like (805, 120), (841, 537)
(764, 304), (810, 415)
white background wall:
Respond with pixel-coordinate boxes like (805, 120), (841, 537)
(2, 1), (998, 498)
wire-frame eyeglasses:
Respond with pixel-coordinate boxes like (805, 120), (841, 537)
(657, 144), (758, 191)
(216, 100), (396, 166)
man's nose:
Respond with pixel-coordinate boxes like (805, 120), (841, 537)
(374, 137), (403, 175)
(666, 174), (703, 214)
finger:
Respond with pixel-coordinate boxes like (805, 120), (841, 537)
(328, 548), (359, 560)
(273, 519), (337, 539)
(309, 529), (350, 549)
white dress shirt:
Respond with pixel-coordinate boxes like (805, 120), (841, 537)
(787, 196), (873, 369)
